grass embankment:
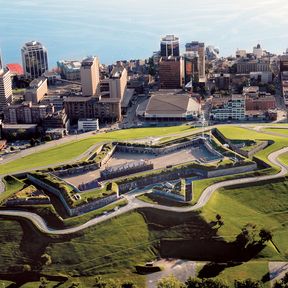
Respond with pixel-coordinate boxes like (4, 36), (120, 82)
(217, 126), (288, 170)
(263, 128), (288, 136)
(137, 193), (189, 207)
(201, 177), (288, 259)
(0, 176), (25, 204)
(0, 126), (195, 175)
(196, 261), (269, 288)
(0, 212), (152, 287)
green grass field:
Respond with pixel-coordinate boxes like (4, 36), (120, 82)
(0, 126), (195, 175)
(263, 128), (288, 136)
(217, 126), (288, 169)
(196, 261), (269, 288)
(201, 177), (288, 259)
(0, 212), (153, 287)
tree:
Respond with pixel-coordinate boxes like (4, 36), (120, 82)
(185, 277), (203, 288)
(157, 275), (183, 288)
(234, 279), (263, 288)
(259, 228), (272, 244)
(39, 277), (49, 288)
(121, 280), (137, 288)
(235, 223), (257, 248)
(40, 253), (52, 266)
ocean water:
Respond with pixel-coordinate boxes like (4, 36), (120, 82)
(0, 0), (288, 67)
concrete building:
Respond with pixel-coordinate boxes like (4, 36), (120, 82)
(183, 52), (199, 85)
(243, 86), (259, 98)
(210, 95), (246, 121)
(0, 69), (13, 113)
(250, 71), (273, 83)
(245, 96), (276, 111)
(80, 56), (100, 96)
(65, 63), (127, 123)
(42, 110), (69, 131)
(136, 90), (200, 121)
(4, 101), (53, 124)
(214, 73), (230, 91)
(280, 55), (288, 73)
(237, 59), (270, 74)
(21, 41), (48, 79)
(253, 44), (263, 59)
(185, 41), (205, 80)
(25, 77), (48, 104)
(160, 35), (180, 57)
(57, 60), (81, 81)
(159, 57), (183, 89)
(78, 118), (99, 132)
(236, 49), (247, 58)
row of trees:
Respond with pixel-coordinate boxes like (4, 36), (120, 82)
(157, 275), (264, 288)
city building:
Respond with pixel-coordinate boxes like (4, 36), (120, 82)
(185, 41), (205, 80)
(245, 96), (276, 111)
(206, 46), (219, 61)
(81, 56), (100, 97)
(159, 57), (183, 89)
(0, 69), (13, 113)
(57, 60), (81, 81)
(21, 41), (48, 79)
(42, 109), (69, 131)
(236, 49), (247, 58)
(280, 55), (288, 73)
(214, 73), (231, 91)
(4, 101), (53, 124)
(6, 64), (24, 76)
(210, 95), (246, 121)
(78, 118), (99, 132)
(24, 77), (48, 104)
(243, 86), (259, 98)
(236, 59), (270, 74)
(136, 90), (200, 121)
(65, 63), (128, 124)
(253, 44), (263, 59)
(183, 52), (199, 85)
(250, 71), (273, 83)
(160, 35), (180, 57)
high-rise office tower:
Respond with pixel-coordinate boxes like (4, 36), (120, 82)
(0, 52), (3, 73)
(185, 41), (205, 80)
(80, 56), (100, 96)
(0, 70), (13, 113)
(160, 35), (180, 57)
(21, 41), (48, 80)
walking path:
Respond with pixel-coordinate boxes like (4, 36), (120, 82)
(0, 147), (287, 235)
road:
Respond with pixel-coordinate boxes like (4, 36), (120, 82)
(0, 146), (287, 235)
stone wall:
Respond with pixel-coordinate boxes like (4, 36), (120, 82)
(5, 197), (51, 207)
(213, 128), (269, 158)
(27, 174), (118, 216)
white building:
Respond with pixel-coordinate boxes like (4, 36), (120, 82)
(253, 44), (263, 59)
(78, 118), (99, 132)
(210, 95), (246, 121)
(0, 69), (13, 113)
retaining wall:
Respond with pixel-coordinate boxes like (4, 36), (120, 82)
(27, 174), (118, 216)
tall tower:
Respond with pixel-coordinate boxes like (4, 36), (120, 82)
(0, 70), (13, 113)
(185, 41), (205, 80)
(160, 35), (180, 58)
(0, 51), (3, 73)
(80, 56), (100, 96)
(21, 41), (48, 80)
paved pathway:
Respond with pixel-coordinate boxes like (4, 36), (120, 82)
(0, 147), (287, 235)
(269, 262), (288, 285)
(146, 259), (196, 288)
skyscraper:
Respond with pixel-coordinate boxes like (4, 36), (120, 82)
(185, 41), (205, 80)
(21, 41), (48, 80)
(0, 70), (13, 113)
(0, 52), (3, 73)
(160, 35), (180, 57)
(80, 56), (100, 96)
